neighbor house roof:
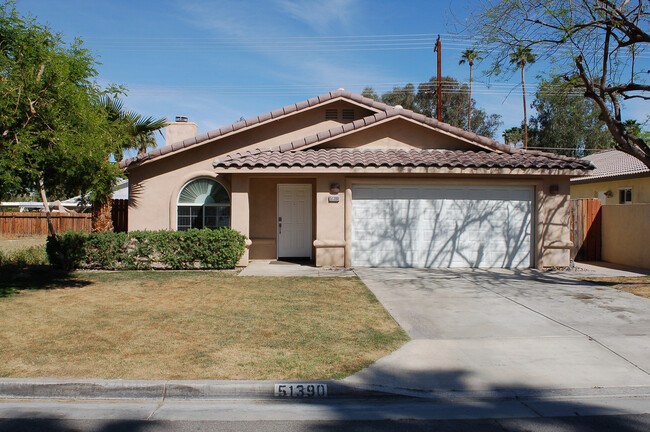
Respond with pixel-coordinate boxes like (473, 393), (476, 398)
(570, 149), (649, 183)
(122, 89), (531, 170)
(214, 149), (592, 171)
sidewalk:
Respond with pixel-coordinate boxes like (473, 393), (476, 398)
(238, 260), (355, 277)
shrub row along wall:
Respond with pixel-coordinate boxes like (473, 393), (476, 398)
(47, 228), (247, 270)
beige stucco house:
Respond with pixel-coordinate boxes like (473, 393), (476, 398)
(570, 149), (650, 204)
(121, 90), (591, 269)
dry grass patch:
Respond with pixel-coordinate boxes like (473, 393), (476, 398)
(0, 234), (47, 254)
(580, 276), (650, 299)
(0, 271), (408, 380)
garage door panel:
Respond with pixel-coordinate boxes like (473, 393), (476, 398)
(352, 185), (533, 268)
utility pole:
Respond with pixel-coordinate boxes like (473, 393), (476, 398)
(434, 35), (442, 121)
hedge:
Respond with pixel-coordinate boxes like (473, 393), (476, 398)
(46, 228), (247, 271)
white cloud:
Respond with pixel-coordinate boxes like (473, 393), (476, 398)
(273, 0), (357, 32)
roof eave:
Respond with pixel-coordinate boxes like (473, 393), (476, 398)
(213, 165), (591, 176)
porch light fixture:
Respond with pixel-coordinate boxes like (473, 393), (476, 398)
(330, 183), (340, 194)
(549, 184), (559, 195)
(604, 190), (613, 198)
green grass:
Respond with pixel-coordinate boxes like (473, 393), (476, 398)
(0, 271), (409, 380)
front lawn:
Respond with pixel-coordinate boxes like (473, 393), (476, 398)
(0, 271), (408, 380)
(579, 276), (650, 299)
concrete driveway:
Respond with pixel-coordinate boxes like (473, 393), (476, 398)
(345, 268), (650, 395)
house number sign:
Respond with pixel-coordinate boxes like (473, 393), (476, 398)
(274, 383), (328, 398)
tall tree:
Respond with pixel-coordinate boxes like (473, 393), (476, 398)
(361, 86), (379, 101)
(367, 78), (501, 138)
(528, 76), (612, 156)
(467, 0), (650, 168)
(99, 96), (166, 159)
(503, 126), (524, 147)
(380, 83), (417, 110)
(0, 2), (125, 237)
(415, 77), (502, 138)
(509, 46), (536, 150)
(458, 49), (483, 132)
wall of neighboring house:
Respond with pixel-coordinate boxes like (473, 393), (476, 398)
(571, 176), (650, 204)
(601, 204), (650, 269)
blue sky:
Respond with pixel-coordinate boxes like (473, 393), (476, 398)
(14, 0), (649, 155)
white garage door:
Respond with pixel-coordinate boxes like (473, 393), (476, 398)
(352, 185), (533, 268)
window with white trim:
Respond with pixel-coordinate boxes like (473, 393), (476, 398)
(619, 188), (632, 204)
(177, 178), (230, 230)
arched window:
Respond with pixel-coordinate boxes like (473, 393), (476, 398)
(177, 178), (230, 231)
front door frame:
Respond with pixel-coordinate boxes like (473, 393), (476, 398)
(277, 183), (313, 259)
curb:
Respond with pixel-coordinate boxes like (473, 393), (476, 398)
(2, 378), (650, 403)
(0, 378), (395, 401)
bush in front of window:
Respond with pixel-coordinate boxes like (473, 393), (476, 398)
(46, 228), (247, 270)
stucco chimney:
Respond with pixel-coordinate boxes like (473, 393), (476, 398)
(165, 116), (197, 146)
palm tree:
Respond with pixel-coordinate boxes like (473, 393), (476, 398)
(509, 46), (536, 150)
(458, 49), (482, 132)
(99, 96), (167, 158)
(91, 96), (166, 232)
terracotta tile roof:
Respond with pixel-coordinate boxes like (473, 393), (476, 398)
(214, 149), (592, 171)
(570, 149), (649, 182)
(267, 107), (514, 154)
(120, 89), (389, 169)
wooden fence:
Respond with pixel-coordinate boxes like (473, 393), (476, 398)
(570, 198), (602, 262)
(0, 212), (91, 235)
(112, 199), (128, 233)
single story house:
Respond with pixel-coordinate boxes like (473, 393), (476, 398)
(570, 149), (650, 204)
(121, 89), (591, 269)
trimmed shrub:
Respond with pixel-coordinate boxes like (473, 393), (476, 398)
(46, 228), (246, 270)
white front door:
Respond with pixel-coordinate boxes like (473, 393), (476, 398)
(277, 184), (312, 258)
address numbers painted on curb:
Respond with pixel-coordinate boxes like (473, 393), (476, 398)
(274, 383), (327, 398)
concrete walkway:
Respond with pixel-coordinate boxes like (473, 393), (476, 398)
(238, 260), (355, 277)
(347, 268), (650, 394)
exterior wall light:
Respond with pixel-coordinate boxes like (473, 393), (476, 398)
(549, 184), (559, 195)
(330, 183), (340, 194)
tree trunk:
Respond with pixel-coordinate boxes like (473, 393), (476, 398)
(38, 177), (56, 238)
(468, 63), (473, 132)
(91, 197), (114, 233)
(522, 65), (528, 150)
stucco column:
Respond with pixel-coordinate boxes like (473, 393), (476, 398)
(314, 176), (346, 267)
(230, 175), (251, 267)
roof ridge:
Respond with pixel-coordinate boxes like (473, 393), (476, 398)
(121, 89), (392, 169)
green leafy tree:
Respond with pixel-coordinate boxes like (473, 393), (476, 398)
(509, 46), (536, 150)
(0, 2), (125, 236)
(361, 86), (379, 101)
(459, 49), (483, 132)
(365, 77), (502, 139)
(415, 77), (502, 138)
(467, 0), (650, 167)
(527, 76), (612, 156)
(503, 126), (524, 147)
(381, 83), (417, 110)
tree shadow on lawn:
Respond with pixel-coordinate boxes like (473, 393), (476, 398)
(0, 265), (92, 297)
